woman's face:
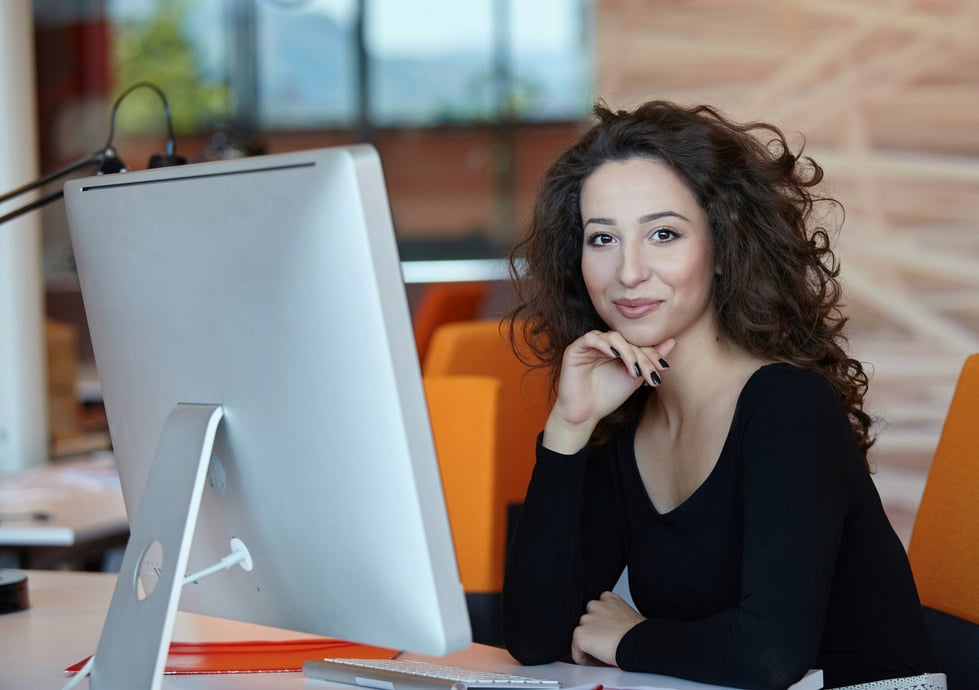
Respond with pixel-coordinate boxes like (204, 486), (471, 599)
(579, 157), (717, 347)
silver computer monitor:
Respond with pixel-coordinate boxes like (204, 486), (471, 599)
(63, 145), (471, 689)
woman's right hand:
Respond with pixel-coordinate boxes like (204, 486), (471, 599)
(542, 331), (675, 454)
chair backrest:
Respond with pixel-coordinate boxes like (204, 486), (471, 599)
(907, 353), (979, 624)
(412, 281), (490, 363)
(423, 320), (551, 511)
(907, 353), (979, 688)
(424, 374), (505, 594)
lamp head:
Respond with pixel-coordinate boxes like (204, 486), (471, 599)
(97, 147), (128, 174)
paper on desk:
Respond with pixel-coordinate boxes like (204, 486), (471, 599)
(0, 453), (120, 497)
(565, 684), (749, 690)
(560, 667), (823, 690)
(67, 638), (397, 675)
(562, 685), (676, 690)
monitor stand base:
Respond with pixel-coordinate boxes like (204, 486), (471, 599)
(90, 403), (224, 690)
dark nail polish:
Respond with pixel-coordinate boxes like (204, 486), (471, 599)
(659, 358), (670, 369)
(610, 347), (621, 358)
(651, 371), (662, 385)
(633, 363), (642, 377)
(641, 380), (651, 388)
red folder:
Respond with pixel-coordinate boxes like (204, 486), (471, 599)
(67, 638), (397, 675)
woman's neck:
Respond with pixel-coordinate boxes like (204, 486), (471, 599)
(649, 327), (768, 434)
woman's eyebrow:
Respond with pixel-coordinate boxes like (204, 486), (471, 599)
(583, 216), (615, 228)
(583, 210), (690, 228)
(639, 210), (689, 224)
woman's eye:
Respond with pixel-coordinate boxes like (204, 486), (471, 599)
(651, 228), (677, 242)
(587, 232), (616, 246)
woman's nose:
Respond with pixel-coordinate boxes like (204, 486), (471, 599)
(617, 242), (649, 286)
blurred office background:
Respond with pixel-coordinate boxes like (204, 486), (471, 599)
(9, 0), (979, 545)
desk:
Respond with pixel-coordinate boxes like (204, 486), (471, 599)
(401, 258), (512, 284)
(0, 570), (822, 690)
(0, 455), (128, 569)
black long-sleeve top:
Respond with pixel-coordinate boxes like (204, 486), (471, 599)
(503, 364), (937, 690)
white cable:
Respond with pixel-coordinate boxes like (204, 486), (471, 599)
(183, 538), (253, 584)
(61, 539), (252, 689)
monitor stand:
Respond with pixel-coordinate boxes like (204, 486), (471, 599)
(89, 403), (224, 690)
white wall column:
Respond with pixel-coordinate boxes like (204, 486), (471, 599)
(0, 0), (48, 475)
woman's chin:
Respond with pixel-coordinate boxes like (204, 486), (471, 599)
(611, 324), (672, 349)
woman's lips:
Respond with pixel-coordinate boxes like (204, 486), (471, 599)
(614, 299), (662, 319)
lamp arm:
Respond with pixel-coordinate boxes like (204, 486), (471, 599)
(0, 188), (67, 226)
(0, 151), (100, 205)
(1, 81), (182, 228)
(0, 148), (124, 227)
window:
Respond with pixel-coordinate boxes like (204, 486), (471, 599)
(102, 0), (592, 132)
(366, 0), (591, 125)
(254, 0), (359, 127)
(106, 0), (232, 133)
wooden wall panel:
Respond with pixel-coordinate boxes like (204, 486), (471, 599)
(594, 0), (979, 542)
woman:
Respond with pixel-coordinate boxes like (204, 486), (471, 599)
(502, 100), (943, 690)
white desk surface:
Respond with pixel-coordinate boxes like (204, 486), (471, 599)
(0, 570), (821, 690)
(0, 454), (126, 547)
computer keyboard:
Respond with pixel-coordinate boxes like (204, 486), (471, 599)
(302, 656), (563, 690)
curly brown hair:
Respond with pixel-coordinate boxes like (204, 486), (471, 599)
(506, 99), (875, 463)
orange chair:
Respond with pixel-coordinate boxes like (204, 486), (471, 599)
(423, 320), (552, 539)
(424, 374), (505, 644)
(412, 281), (490, 363)
(907, 353), (979, 688)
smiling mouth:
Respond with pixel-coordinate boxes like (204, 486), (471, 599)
(614, 300), (662, 319)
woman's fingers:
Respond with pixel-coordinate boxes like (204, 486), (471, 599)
(651, 336), (677, 360)
(571, 592), (646, 667)
(570, 637), (589, 666)
(552, 331), (676, 429)
(567, 331), (676, 389)
(544, 333), (676, 455)
(604, 333), (675, 388)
